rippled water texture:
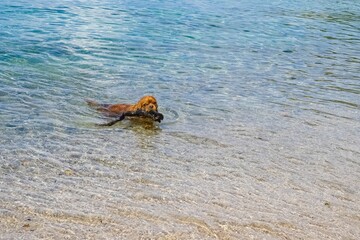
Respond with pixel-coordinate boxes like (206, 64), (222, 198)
(1, 0), (359, 239)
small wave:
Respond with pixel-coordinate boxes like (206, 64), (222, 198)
(159, 107), (179, 125)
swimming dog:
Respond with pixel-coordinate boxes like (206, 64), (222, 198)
(86, 95), (158, 117)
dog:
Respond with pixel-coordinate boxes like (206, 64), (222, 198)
(86, 95), (159, 117)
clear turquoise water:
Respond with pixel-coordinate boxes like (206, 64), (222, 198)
(1, 0), (359, 239)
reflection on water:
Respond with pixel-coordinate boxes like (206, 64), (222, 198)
(1, 0), (360, 239)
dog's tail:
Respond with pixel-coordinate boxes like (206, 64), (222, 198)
(85, 99), (100, 108)
(86, 100), (111, 110)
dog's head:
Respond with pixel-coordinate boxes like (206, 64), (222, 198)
(135, 95), (158, 112)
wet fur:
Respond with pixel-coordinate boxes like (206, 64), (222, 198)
(86, 96), (158, 117)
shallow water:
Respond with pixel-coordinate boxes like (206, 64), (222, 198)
(1, 0), (359, 239)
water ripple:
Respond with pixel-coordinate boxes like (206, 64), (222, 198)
(1, 0), (360, 239)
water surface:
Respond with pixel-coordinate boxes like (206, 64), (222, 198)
(1, 0), (359, 239)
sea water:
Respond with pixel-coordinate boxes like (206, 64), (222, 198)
(1, 0), (359, 239)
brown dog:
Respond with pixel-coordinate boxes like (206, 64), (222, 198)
(87, 95), (158, 117)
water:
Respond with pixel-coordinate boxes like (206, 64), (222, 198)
(0, 0), (359, 239)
